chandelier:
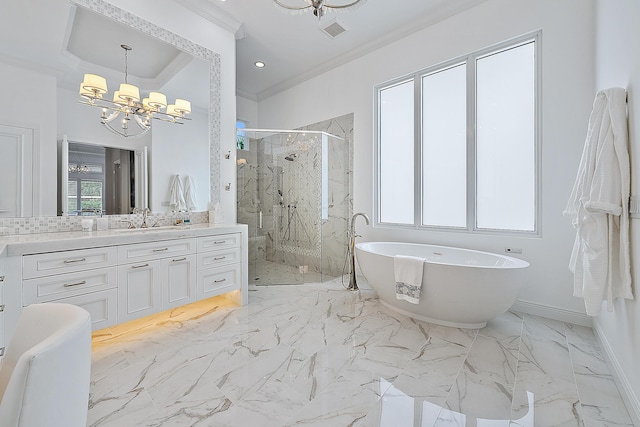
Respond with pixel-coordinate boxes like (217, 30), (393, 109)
(273, 0), (366, 20)
(79, 44), (191, 138)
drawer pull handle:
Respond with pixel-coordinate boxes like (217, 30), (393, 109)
(0, 304), (5, 312)
(214, 278), (226, 283)
(0, 276), (4, 283)
(172, 257), (187, 262)
(63, 280), (87, 288)
(64, 257), (86, 264)
(213, 241), (226, 244)
(153, 248), (169, 252)
(0, 347), (4, 357)
(132, 263), (150, 269)
(213, 256), (226, 261)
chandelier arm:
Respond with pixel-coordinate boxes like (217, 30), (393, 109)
(132, 114), (150, 130)
(324, 0), (364, 9)
(273, 0), (312, 10)
(101, 110), (121, 124)
(103, 120), (150, 138)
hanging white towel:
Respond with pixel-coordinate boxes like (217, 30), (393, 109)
(184, 176), (197, 211)
(169, 174), (186, 211)
(394, 255), (426, 304)
(564, 87), (632, 316)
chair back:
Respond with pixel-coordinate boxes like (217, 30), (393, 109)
(0, 303), (91, 427)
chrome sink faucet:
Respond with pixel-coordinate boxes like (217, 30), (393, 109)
(141, 208), (151, 228)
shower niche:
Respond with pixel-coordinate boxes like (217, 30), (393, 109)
(237, 120), (351, 285)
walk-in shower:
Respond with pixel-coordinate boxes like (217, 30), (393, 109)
(236, 127), (350, 285)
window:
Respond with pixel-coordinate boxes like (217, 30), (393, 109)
(375, 34), (539, 234)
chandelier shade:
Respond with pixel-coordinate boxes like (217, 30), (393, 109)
(78, 44), (190, 138)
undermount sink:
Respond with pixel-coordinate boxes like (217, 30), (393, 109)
(112, 225), (191, 233)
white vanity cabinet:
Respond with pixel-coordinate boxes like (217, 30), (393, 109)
(22, 247), (119, 330)
(197, 234), (242, 300)
(117, 238), (196, 322)
(0, 224), (248, 352)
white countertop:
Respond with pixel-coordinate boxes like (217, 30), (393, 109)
(0, 223), (248, 256)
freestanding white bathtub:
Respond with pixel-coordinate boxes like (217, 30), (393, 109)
(355, 242), (529, 328)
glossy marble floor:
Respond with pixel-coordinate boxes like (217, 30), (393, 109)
(249, 259), (335, 285)
(89, 278), (634, 426)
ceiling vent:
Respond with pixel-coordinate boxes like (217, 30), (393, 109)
(320, 18), (348, 39)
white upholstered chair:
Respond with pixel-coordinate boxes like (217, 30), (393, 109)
(0, 303), (92, 427)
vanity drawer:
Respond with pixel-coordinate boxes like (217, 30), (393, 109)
(197, 247), (241, 270)
(197, 264), (241, 300)
(23, 247), (117, 279)
(118, 238), (196, 264)
(23, 267), (117, 305)
(57, 288), (118, 331)
(197, 234), (240, 252)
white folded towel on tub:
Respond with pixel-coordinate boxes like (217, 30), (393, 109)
(394, 255), (426, 304)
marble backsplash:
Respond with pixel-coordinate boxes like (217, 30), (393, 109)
(0, 211), (209, 236)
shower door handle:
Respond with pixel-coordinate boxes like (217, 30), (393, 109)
(259, 210), (263, 229)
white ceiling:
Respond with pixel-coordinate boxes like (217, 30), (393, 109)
(190, 0), (488, 101)
(0, 1), (210, 110)
(0, 0), (487, 105)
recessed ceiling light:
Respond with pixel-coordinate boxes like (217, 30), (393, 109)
(254, 61), (266, 68)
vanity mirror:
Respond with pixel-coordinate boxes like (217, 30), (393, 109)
(0, 0), (219, 218)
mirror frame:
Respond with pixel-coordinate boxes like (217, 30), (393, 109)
(70, 0), (220, 211)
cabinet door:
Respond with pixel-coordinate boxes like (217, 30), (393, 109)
(161, 254), (196, 310)
(117, 260), (162, 323)
(60, 289), (118, 331)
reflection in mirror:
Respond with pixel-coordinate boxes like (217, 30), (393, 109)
(64, 141), (147, 216)
(0, 0), (217, 218)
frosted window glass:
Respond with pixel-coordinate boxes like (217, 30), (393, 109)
(422, 64), (467, 227)
(476, 42), (535, 231)
(379, 80), (414, 224)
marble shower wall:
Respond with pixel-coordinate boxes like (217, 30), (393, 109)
(236, 113), (353, 280)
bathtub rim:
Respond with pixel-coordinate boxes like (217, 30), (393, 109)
(355, 241), (529, 269)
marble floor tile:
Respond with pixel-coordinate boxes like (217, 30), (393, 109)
(89, 280), (634, 426)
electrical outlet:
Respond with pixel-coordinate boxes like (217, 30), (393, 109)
(299, 265), (309, 273)
(505, 247), (523, 254)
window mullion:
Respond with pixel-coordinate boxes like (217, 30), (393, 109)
(466, 57), (476, 232)
(414, 73), (422, 228)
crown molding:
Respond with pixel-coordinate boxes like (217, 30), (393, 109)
(255, 0), (488, 101)
(236, 89), (258, 102)
(179, 0), (246, 40)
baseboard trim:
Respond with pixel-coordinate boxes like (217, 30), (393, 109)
(592, 322), (640, 426)
(511, 299), (592, 327)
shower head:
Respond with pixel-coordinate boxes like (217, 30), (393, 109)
(284, 153), (297, 162)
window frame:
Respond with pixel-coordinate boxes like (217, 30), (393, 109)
(374, 31), (542, 237)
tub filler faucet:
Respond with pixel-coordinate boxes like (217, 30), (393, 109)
(349, 212), (370, 290)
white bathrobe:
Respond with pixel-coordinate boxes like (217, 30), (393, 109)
(564, 87), (633, 316)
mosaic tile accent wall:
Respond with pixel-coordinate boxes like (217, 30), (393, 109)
(0, 211), (209, 236)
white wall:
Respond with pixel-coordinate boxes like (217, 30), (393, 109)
(0, 62), (57, 216)
(593, 0), (640, 421)
(104, 0), (237, 221)
(259, 0), (596, 322)
(150, 108), (209, 212)
(237, 95), (258, 127)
